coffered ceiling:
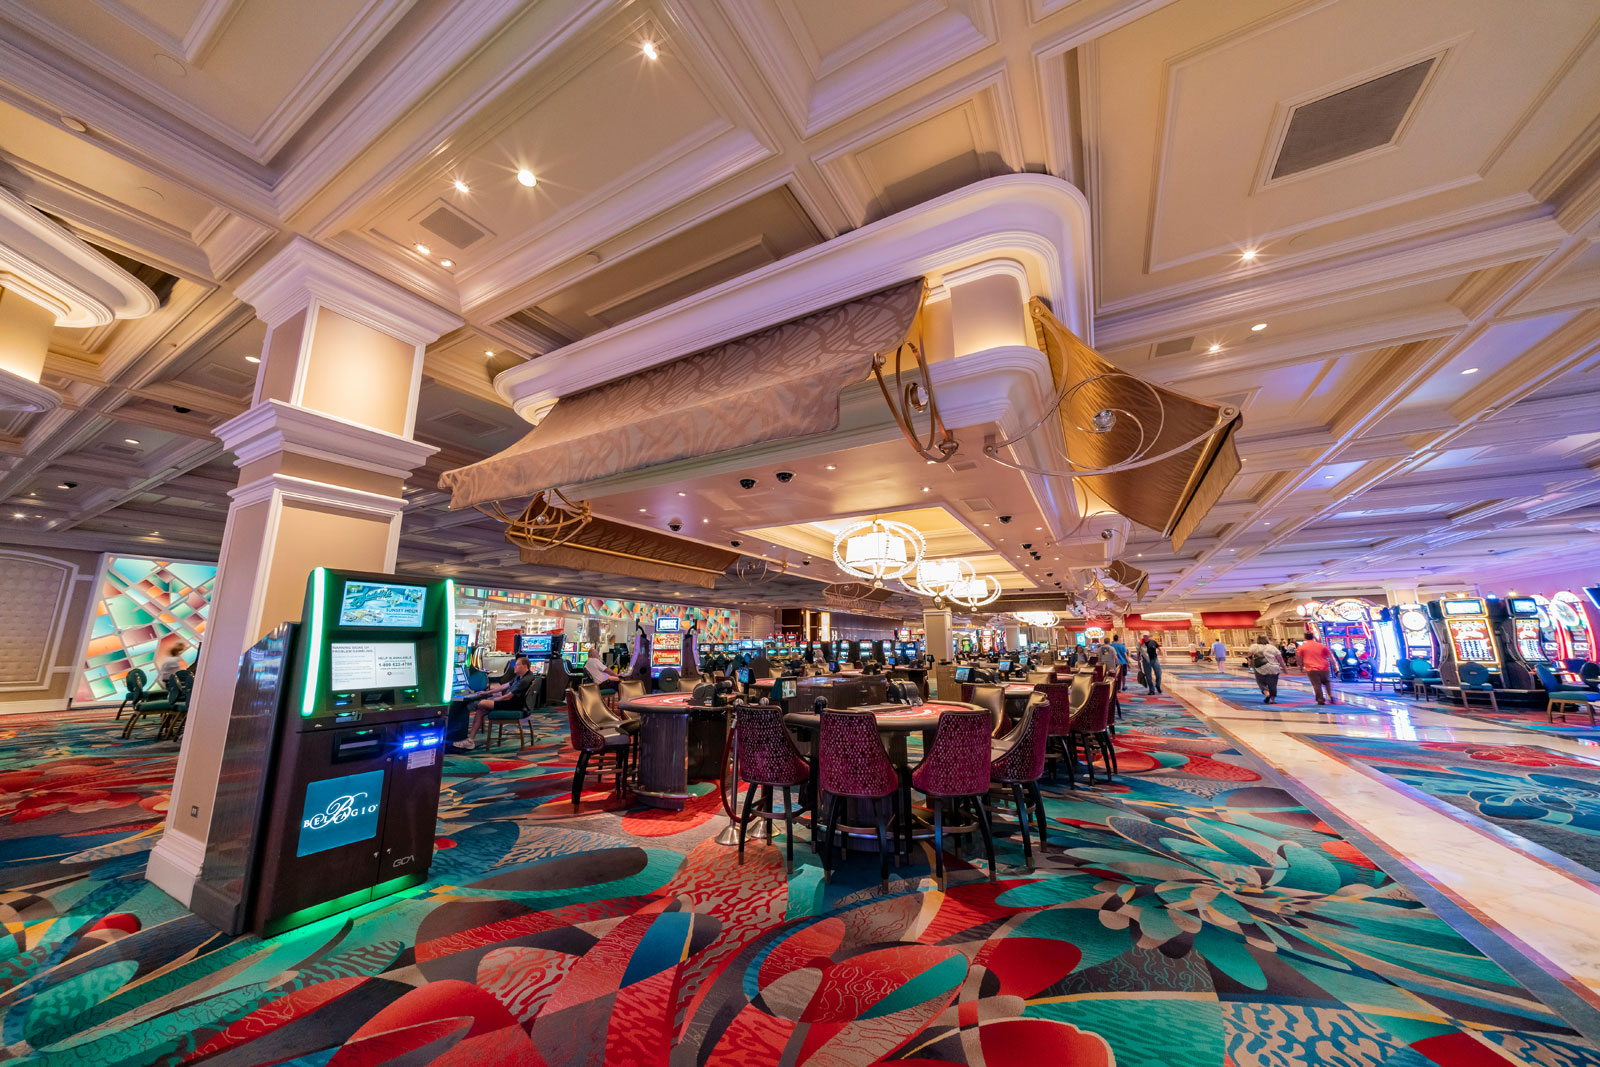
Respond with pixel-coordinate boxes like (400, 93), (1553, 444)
(3, 0), (1599, 618)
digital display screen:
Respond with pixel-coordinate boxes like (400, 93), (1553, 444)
(1514, 620), (1547, 662)
(737, 668), (753, 686)
(954, 666), (971, 681)
(998, 660), (1011, 672)
(297, 769), (384, 857)
(1508, 597), (1538, 614)
(338, 581), (426, 627)
(330, 642), (418, 691)
(778, 678), (797, 699)
(655, 617), (681, 633)
(516, 633), (553, 656)
(1442, 599), (1485, 617)
(1445, 618), (1498, 665)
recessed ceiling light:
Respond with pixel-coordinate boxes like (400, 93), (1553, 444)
(677, 491), (686, 496)
(245, 355), (260, 364)
(641, 41), (659, 60)
(1240, 248), (1258, 262)
(1461, 367), (1479, 375)
(60, 115), (88, 132)
(440, 259), (454, 268)
(921, 487), (930, 492)
(1250, 323), (1267, 332)
(484, 350), (495, 357)
(517, 169), (537, 187)
(10, 512), (22, 520)
(453, 179), (469, 193)
(1208, 343), (1222, 353)
(702, 518), (708, 523)
(825, 464), (836, 470)
(638, 508), (647, 513)
(57, 482), (74, 490)
(1324, 474), (1334, 479)
(124, 438), (139, 445)
(414, 243), (430, 255)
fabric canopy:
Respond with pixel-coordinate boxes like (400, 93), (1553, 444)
(509, 513), (738, 589)
(1027, 298), (1241, 553)
(441, 279), (927, 509)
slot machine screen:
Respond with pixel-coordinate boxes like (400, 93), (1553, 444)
(1443, 599), (1485, 617)
(1508, 597), (1538, 615)
(1513, 619), (1547, 663)
(516, 633), (553, 657)
(1445, 618), (1497, 666)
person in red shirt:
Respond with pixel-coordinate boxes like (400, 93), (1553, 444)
(1297, 632), (1337, 705)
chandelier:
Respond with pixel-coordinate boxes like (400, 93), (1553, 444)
(942, 574), (1001, 608)
(903, 556), (971, 597)
(1014, 611), (1059, 628)
(832, 517), (924, 587)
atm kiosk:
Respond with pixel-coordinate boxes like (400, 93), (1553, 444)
(190, 568), (451, 937)
(1427, 596), (1502, 690)
(1489, 596), (1550, 691)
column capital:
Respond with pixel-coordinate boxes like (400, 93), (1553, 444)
(217, 398), (438, 480)
(235, 236), (461, 344)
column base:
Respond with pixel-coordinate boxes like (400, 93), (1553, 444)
(146, 826), (207, 907)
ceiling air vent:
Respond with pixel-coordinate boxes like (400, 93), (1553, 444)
(429, 410), (501, 437)
(961, 497), (995, 512)
(1271, 57), (1436, 180)
(1152, 336), (1194, 358)
(416, 202), (488, 250)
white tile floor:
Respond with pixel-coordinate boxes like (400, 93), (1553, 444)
(1163, 668), (1600, 1009)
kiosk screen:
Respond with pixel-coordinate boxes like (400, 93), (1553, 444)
(330, 642), (419, 691)
(338, 581), (426, 627)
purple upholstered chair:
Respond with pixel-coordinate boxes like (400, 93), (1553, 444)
(1036, 682), (1078, 787)
(818, 708), (902, 889)
(734, 704), (813, 863)
(989, 702), (1050, 869)
(910, 709), (997, 883)
(1071, 681), (1117, 784)
(565, 690), (630, 809)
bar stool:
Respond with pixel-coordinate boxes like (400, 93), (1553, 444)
(565, 690), (630, 809)
(818, 708), (903, 891)
(989, 702), (1050, 870)
(909, 709), (997, 885)
(734, 704), (813, 863)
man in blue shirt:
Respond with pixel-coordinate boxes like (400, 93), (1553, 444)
(1109, 633), (1129, 669)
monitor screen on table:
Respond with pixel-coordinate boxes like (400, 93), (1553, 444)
(737, 668), (753, 686)
(998, 660), (1011, 672)
(778, 678), (797, 699)
(954, 666), (970, 681)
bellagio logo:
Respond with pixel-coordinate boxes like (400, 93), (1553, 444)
(297, 769), (385, 858)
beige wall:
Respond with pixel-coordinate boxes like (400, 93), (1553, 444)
(0, 286), (56, 383)
(298, 308), (418, 436)
(255, 307), (306, 406)
(257, 502), (397, 641)
(0, 546), (100, 712)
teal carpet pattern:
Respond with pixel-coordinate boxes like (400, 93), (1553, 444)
(0, 696), (1595, 1065)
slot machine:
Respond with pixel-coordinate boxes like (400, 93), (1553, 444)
(1427, 596), (1501, 689)
(1551, 590), (1596, 667)
(650, 616), (683, 679)
(1488, 596), (1550, 691)
(1313, 599), (1376, 680)
(190, 569), (451, 937)
(1377, 603), (1437, 678)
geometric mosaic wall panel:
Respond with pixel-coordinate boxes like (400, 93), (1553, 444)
(75, 556), (216, 703)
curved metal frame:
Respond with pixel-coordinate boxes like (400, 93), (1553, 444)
(477, 487), (593, 551)
(872, 342), (959, 464)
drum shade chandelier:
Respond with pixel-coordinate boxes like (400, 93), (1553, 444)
(832, 517), (924, 587)
(1013, 611), (1060, 628)
(942, 573), (1002, 608)
(903, 556), (968, 597)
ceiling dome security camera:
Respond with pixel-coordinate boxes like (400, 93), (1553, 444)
(775, 471), (794, 483)
(1100, 529), (1115, 540)
(739, 478), (756, 489)
(998, 515), (1012, 524)
(730, 540), (741, 547)
(667, 518), (683, 532)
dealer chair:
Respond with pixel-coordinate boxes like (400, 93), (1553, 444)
(1455, 662), (1499, 713)
(1070, 680), (1117, 784)
(1536, 663), (1597, 726)
(565, 690), (630, 808)
(963, 684), (1006, 736)
(657, 668), (682, 693)
(579, 682), (641, 766)
(1037, 682), (1078, 787)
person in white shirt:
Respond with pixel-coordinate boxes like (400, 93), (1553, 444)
(585, 653), (619, 686)
(156, 641), (189, 684)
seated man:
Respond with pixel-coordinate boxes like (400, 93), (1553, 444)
(584, 650), (621, 692)
(454, 654), (535, 751)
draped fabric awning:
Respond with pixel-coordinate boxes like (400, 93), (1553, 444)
(440, 279), (927, 509)
(1027, 299), (1241, 552)
(510, 513), (738, 589)
(1104, 559), (1150, 599)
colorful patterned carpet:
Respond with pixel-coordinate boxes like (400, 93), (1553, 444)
(1300, 734), (1600, 876)
(1, 695), (1597, 1065)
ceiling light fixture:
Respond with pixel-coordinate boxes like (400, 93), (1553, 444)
(1240, 248), (1258, 262)
(677, 491), (687, 496)
(245, 355), (260, 364)
(60, 116), (87, 132)
(124, 438), (139, 445)
(1250, 323), (1267, 332)
(517, 169), (537, 187)
(440, 259), (454, 268)
(414, 243), (430, 255)
(1208, 343), (1222, 353)
(641, 41), (659, 60)
(1461, 367), (1479, 375)
(921, 486), (930, 493)
(824, 464), (836, 470)
(833, 517), (924, 587)
(453, 179), (469, 193)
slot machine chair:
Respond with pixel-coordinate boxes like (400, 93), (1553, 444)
(1405, 658), (1442, 701)
(484, 682), (539, 750)
(1535, 664), (1597, 726)
(1454, 663), (1499, 713)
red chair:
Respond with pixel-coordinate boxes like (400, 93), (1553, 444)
(910, 710), (997, 884)
(989, 702), (1050, 869)
(1071, 681), (1117, 784)
(734, 704), (813, 864)
(565, 691), (630, 809)
(818, 709), (903, 890)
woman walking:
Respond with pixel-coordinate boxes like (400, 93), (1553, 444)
(1250, 635), (1285, 704)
